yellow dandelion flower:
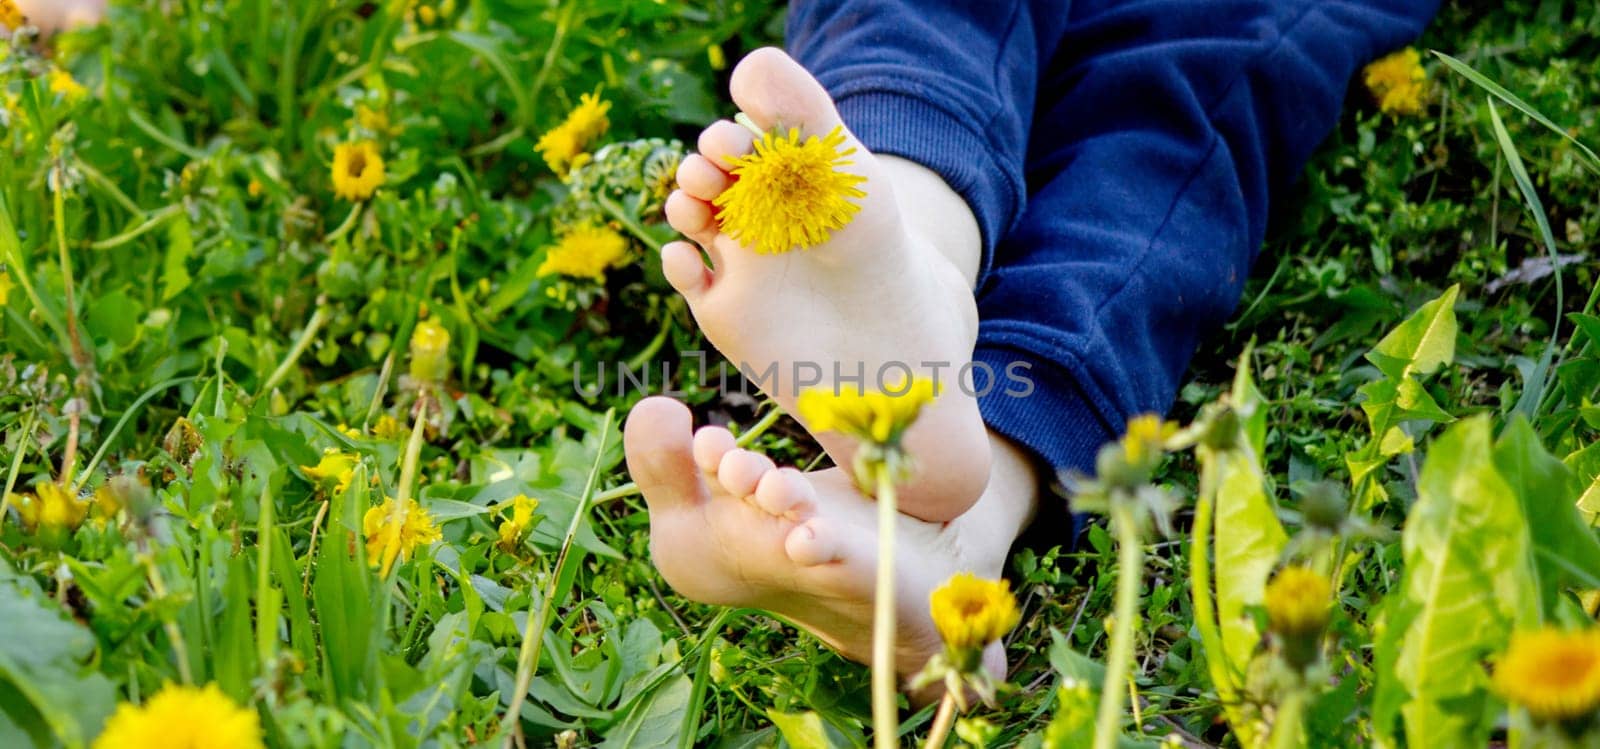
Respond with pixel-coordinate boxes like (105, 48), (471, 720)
(408, 319), (451, 384)
(536, 92), (612, 175)
(93, 683), (263, 749)
(48, 69), (88, 102)
(363, 496), (442, 577)
(301, 449), (359, 495)
(712, 125), (866, 255)
(1120, 413), (1176, 467)
(356, 104), (390, 135)
(372, 414), (406, 440)
(536, 224), (630, 281)
(929, 572), (1021, 654)
(1, 0), (22, 30)
(335, 423), (362, 439)
(795, 375), (939, 447)
(496, 494), (540, 551)
(0, 269), (14, 302)
(1493, 628), (1600, 724)
(331, 141), (385, 202)
(416, 4), (437, 25)
(1264, 566), (1331, 638)
(13, 482), (91, 533)
(90, 483), (121, 522)
(1364, 47), (1427, 117)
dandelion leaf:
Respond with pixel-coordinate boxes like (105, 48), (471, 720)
(1495, 418), (1600, 609)
(1371, 416), (1538, 748)
(0, 577), (116, 749)
(1367, 284), (1459, 381)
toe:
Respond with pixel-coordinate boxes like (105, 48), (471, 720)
(729, 47), (845, 135)
(665, 190), (717, 245)
(754, 467), (815, 520)
(676, 154), (732, 201)
(661, 241), (713, 297)
(697, 120), (755, 168)
(623, 397), (707, 511)
(692, 426), (737, 474)
(717, 449), (775, 499)
(783, 514), (869, 568)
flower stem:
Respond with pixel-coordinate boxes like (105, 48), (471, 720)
(872, 463), (900, 749)
(325, 203), (363, 243)
(1093, 501), (1144, 749)
(922, 693), (957, 749)
(380, 398), (428, 578)
(734, 112), (767, 138)
(0, 411), (37, 535)
(1269, 689), (1306, 749)
(143, 548), (194, 685)
(259, 302), (330, 398)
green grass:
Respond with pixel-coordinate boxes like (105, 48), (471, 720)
(2, 1), (1600, 747)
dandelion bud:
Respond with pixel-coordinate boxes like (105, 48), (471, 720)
(1298, 481), (1350, 533)
(106, 473), (155, 527)
(408, 319), (451, 385)
(1263, 566), (1332, 671)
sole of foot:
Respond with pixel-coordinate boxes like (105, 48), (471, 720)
(623, 397), (1008, 690)
(660, 47), (990, 522)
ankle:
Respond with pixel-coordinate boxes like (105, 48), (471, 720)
(951, 431), (1040, 567)
(879, 155), (982, 287)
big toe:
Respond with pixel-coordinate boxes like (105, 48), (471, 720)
(729, 47), (844, 135)
(623, 397), (706, 511)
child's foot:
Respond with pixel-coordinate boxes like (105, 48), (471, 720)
(11, 0), (106, 36)
(661, 47), (989, 522)
(624, 397), (1017, 683)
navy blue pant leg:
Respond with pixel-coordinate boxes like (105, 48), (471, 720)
(786, 0), (1440, 487)
(973, 0), (1441, 479)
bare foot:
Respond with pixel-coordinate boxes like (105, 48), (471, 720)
(660, 47), (989, 522)
(10, 0), (106, 36)
(623, 397), (1036, 684)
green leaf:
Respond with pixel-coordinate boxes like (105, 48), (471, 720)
(1488, 99), (1565, 420)
(1047, 629), (1107, 684)
(767, 711), (841, 749)
(1494, 417), (1600, 612)
(1567, 313), (1600, 349)
(597, 674), (691, 749)
(1211, 446), (1288, 676)
(1367, 285), (1459, 381)
(422, 498), (489, 523)
(1394, 377), (1454, 423)
(1431, 51), (1600, 173)
(1565, 441), (1600, 521)
(0, 579), (117, 749)
(1371, 416), (1539, 748)
(161, 213), (194, 301)
(1231, 341), (1267, 457)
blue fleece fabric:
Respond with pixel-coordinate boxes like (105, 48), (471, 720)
(788, 0), (1440, 481)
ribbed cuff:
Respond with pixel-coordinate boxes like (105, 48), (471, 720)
(973, 344), (1117, 546)
(830, 88), (1019, 271)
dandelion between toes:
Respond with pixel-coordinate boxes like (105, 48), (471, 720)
(658, 46), (995, 524)
(627, 47), (1043, 692)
